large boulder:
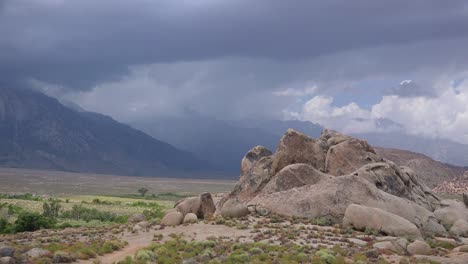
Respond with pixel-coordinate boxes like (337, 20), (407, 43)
(450, 219), (468, 237)
(354, 163), (440, 211)
(325, 136), (380, 175)
(434, 200), (468, 228)
(216, 153), (274, 213)
(343, 204), (422, 239)
(160, 211), (184, 226)
(0, 257), (15, 264)
(0, 247), (15, 258)
(175, 192), (216, 219)
(240, 146), (272, 176)
(261, 163), (331, 194)
(221, 199), (249, 218)
(249, 175), (445, 236)
(271, 129), (328, 175)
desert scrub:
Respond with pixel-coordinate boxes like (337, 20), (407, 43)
(45, 239), (126, 260)
(124, 238), (323, 264)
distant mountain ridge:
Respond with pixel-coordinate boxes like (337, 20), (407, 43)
(375, 147), (467, 187)
(0, 87), (207, 177)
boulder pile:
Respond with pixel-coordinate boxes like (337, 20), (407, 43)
(159, 192), (216, 226)
(217, 129), (468, 238)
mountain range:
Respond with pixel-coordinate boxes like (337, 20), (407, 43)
(0, 87), (466, 187)
(0, 87), (207, 177)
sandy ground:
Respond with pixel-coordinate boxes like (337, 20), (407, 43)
(77, 224), (252, 264)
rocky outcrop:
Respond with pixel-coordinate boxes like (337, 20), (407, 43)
(343, 204), (422, 239)
(217, 129), (448, 237)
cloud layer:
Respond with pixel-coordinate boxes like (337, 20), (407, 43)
(1, 0), (468, 143)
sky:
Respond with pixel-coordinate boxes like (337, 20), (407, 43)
(1, 0), (468, 143)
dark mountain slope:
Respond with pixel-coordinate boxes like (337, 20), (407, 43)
(0, 88), (206, 176)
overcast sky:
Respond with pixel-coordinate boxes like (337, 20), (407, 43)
(1, 0), (468, 143)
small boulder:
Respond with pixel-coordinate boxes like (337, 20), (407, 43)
(183, 213), (198, 224)
(24, 248), (50, 259)
(221, 199), (249, 218)
(53, 251), (74, 263)
(452, 245), (468, 253)
(343, 204), (422, 239)
(136, 221), (151, 228)
(407, 240), (431, 255)
(0, 257), (15, 264)
(160, 211), (183, 226)
(0, 247), (15, 258)
(128, 213), (146, 223)
(373, 241), (397, 252)
(434, 237), (457, 247)
(450, 219), (468, 237)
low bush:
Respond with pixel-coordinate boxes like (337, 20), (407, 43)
(15, 212), (55, 232)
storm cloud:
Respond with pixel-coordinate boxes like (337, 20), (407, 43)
(1, 0), (468, 142)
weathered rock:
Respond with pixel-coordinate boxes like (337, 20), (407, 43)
(354, 163), (440, 211)
(407, 240), (431, 255)
(434, 237), (457, 247)
(261, 163), (331, 194)
(347, 238), (368, 246)
(325, 136), (380, 175)
(183, 213), (198, 224)
(373, 241), (397, 252)
(463, 193), (468, 207)
(271, 129), (328, 175)
(343, 204), (422, 239)
(434, 200), (468, 228)
(250, 175), (445, 236)
(450, 219), (468, 237)
(128, 213), (146, 223)
(24, 248), (51, 259)
(241, 146), (272, 176)
(0, 247), (14, 258)
(216, 155), (274, 213)
(221, 199), (249, 218)
(160, 211), (183, 226)
(452, 245), (468, 253)
(0, 257), (15, 264)
(176, 192), (216, 219)
(220, 128), (446, 237)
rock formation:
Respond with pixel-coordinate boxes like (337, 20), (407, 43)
(217, 128), (468, 237)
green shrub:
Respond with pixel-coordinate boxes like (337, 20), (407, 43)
(15, 212), (55, 232)
(43, 199), (62, 218)
(61, 204), (120, 222)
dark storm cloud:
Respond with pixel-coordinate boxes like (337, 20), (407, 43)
(1, 0), (468, 90)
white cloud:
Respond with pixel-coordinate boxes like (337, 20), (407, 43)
(293, 79), (468, 144)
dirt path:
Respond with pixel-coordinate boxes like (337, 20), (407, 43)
(76, 223), (252, 264)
